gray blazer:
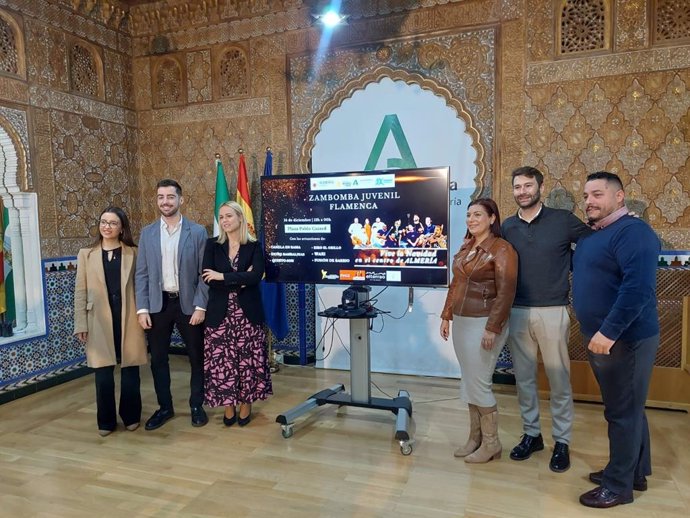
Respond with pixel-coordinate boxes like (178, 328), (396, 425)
(135, 217), (209, 315)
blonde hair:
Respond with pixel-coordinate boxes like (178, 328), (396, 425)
(216, 200), (256, 245)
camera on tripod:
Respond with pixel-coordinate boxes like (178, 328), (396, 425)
(341, 286), (370, 312)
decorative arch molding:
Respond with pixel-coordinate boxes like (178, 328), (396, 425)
(0, 115), (28, 192)
(298, 66), (487, 195)
(0, 115), (45, 343)
(0, 8), (26, 79)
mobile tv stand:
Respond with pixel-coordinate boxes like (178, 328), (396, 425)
(275, 287), (415, 455)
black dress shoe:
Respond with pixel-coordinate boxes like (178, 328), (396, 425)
(579, 486), (633, 508)
(509, 434), (544, 461)
(238, 412), (252, 427)
(145, 408), (175, 431)
(589, 470), (648, 491)
(549, 441), (570, 473)
(191, 406), (208, 427)
(223, 414), (237, 427)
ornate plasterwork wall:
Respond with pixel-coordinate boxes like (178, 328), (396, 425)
(288, 29), (496, 195)
(0, 2), (138, 257)
(519, 0), (690, 249)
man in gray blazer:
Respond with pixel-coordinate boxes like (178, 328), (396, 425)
(135, 179), (209, 430)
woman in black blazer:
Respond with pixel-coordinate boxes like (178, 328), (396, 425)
(201, 201), (273, 427)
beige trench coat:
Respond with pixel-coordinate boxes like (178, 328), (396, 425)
(74, 244), (147, 368)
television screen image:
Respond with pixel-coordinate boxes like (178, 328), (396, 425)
(261, 167), (449, 287)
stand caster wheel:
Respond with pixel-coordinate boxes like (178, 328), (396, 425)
(399, 441), (413, 456)
(281, 425), (294, 439)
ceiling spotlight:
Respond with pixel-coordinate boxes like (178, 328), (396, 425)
(313, 10), (348, 28)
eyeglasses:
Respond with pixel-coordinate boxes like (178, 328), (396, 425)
(99, 220), (121, 228)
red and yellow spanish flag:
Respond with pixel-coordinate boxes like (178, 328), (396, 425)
(236, 152), (256, 238)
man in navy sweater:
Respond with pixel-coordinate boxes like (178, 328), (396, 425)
(572, 171), (660, 509)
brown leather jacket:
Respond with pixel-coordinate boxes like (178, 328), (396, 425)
(441, 235), (518, 334)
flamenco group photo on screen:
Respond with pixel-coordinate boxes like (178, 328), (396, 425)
(347, 213), (447, 250)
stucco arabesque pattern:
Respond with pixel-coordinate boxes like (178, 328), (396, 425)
(0, 105), (31, 189)
(524, 55), (690, 249)
(290, 28), (495, 195)
(4, 0), (129, 53)
(50, 109), (135, 251)
(29, 85), (136, 127)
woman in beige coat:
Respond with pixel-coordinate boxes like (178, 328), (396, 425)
(74, 207), (147, 436)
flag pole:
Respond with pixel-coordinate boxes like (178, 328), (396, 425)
(262, 146), (278, 373)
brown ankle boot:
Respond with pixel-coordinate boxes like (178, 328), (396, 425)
(464, 406), (501, 463)
(454, 404), (481, 457)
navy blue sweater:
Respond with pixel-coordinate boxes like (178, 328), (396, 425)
(572, 215), (660, 342)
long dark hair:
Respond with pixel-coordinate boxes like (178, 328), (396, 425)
(464, 198), (502, 239)
(93, 206), (136, 247)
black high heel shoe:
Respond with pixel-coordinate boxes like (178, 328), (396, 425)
(223, 407), (237, 427)
(238, 404), (252, 427)
(238, 413), (251, 427)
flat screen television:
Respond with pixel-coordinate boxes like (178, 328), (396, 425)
(261, 166), (449, 287)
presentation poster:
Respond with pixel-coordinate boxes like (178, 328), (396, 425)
(262, 168), (449, 287)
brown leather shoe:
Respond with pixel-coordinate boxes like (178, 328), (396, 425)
(589, 470), (647, 491)
(579, 487), (633, 508)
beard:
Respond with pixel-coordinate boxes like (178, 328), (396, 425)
(515, 191), (541, 209)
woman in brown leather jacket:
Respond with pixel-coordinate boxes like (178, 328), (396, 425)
(440, 198), (518, 463)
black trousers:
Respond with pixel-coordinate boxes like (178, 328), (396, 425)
(586, 333), (659, 497)
(148, 293), (205, 410)
(94, 365), (141, 431)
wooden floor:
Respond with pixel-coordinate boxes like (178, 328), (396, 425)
(1, 356), (689, 518)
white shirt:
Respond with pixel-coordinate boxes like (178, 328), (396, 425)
(160, 216), (182, 292)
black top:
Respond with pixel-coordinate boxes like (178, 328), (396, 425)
(102, 246), (123, 356)
(202, 239), (265, 327)
(501, 205), (592, 307)
(102, 247), (122, 305)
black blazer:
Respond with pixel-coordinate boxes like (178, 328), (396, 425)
(202, 238), (265, 328)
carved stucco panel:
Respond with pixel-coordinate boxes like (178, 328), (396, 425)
(637, 104), (673, 148)
(50, 110), (135, 250)
(658, 74), (690, 123)
(542, 135), (572, 180)
(104, 49), (133, 109)
(527, 47), (690, 84)
(618, 78), (654, 126)
(618, 129), (652, 176)
(289, 28), (495, 187)
(29, 85), (136, 127)
(656, 176), (690, 224)
(579, 134), (613, 172)
(543, 87), (577, 133)
(4, 0), (127, 51)
(525, 0), (554, 61)
(545, 183), (577, 212)
(615, 0), (648, 51)
(187, 49), (212, 103)
(132, 57), (152, 111)
(150, 97), (270, 125)
(560, 111), (594, 155)
(658, 229), (690, 250)
(598, 107), (633, 153)
(0, 75), (28, 103)
(657, 126), (690, 175)
(25, 19), (68, 90)
(625, 178), (651, 217)
(580, 83), (614, 131)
